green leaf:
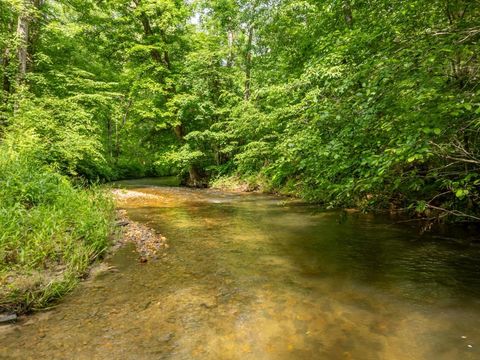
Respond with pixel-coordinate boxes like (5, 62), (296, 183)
(455, 189), (469, 199)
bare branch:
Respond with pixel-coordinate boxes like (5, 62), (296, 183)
(426, 204), (480, 221)
(427, 191), (451, 204)
(430, 141), (480, 165)
(445, 155), (480, 165)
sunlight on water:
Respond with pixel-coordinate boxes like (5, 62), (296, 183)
(1, 180), (480, 359)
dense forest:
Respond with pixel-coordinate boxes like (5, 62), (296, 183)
(2, 0), (480, 215)
(0, 0), (479, 310)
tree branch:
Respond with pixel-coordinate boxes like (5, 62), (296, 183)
(426, 204), (480, 221)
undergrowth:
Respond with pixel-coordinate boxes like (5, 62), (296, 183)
(0, 139), (114, 313)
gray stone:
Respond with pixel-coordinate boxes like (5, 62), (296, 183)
(0, 313), (17, 324)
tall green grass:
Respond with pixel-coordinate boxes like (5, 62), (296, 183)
(0, 141), (114, 313)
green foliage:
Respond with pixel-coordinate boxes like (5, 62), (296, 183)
(9, 95), (109, 179)
(186, 0), (480, 221)
(0, 137), (114, 312)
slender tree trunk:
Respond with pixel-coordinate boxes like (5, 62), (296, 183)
(342, 0), (354, 28)
(244, 27), (253, 101)
(115, 116), (119, 159)
(1, 18), (13, 97)
(15, 0), (44, 85)
(27, 0), (45, 73)
(113, 97), (133, 161)
(2, 47), (11, 95)
(226, 30), (235, 67)
(16, 2), (29, 84)
(0, 46), (10, 131)
(445, 0), (472, 86)
(13, 1), (31, 114)
(107, 117), (112, 158)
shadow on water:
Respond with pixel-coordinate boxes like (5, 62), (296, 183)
(1, 181), (480, 359)
(111, 176), (181, 188)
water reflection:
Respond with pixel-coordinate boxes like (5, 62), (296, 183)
(1, 183), (479, 359)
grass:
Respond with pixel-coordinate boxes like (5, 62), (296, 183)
(0, 148), (115, 313)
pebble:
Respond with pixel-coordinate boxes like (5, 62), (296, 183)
(160, 333), (174, 342)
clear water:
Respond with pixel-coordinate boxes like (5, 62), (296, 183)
(1, 180), (480, 359)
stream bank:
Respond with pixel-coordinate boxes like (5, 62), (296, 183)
(0, 189), (167, 320)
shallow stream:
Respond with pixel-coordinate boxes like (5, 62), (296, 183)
(1, 179), (480, 359)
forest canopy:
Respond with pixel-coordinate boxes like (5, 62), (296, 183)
(1, 0), (479, 221)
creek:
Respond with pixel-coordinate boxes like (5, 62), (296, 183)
(1, 179), (480, 359)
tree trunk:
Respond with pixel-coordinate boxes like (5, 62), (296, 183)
(445, 0), (473, 86)
(16, 2), (29, 84)
(244, 27), (253, 101)
(107, 117), (112, 158)
(188, 166), (202, 187)
(2, 47), (11, 95)
(139, 13), (163, 63)
(226, 30), (235, 67)
(27, 0), (45, 73)
(173, 124), (184, 140)
(342, 0), (354, 28)
(1, 17), (13, 97)
(133, 0), (169, 68)
(113, 98), (133, 161)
